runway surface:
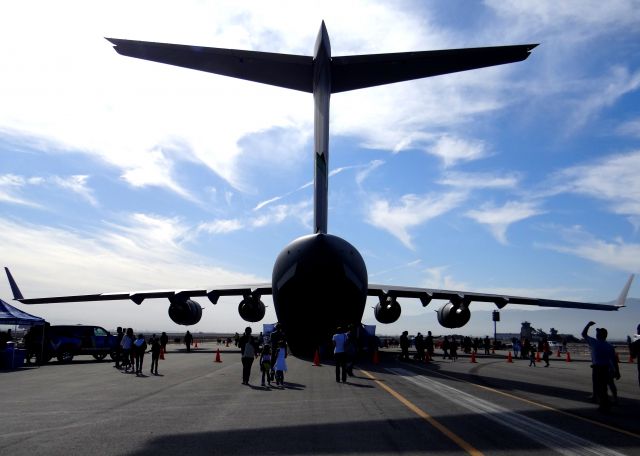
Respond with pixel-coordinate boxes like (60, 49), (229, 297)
(1, 346), (639, 455)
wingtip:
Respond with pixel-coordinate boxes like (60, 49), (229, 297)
(4, 267), (24, 301)
(616, 273), (635, 307)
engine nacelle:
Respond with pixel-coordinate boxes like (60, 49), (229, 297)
(168, 296), (203, 326)
(238, 295), (266, 323)
(437, 302), (471, 328)
(374, 296), (401, 324)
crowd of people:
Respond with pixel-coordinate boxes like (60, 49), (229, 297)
(113, 327), (168, 376)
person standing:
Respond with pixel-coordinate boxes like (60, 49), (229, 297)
(184, 331), (193, 352)
(414, 332), (425, 361)
(274, 341), (288, 386)
(630, 324), (640, 388)
(149, 334), (161, 375)
(238, 327), (257, 385)
(399, 331), (410, 361)
(483, 336), (491, 355)
(425, 331), (435, 360)
(133, 334), (147, 376)
(542, 339), (550, 367)
(120, 328), (134, 373)
(442, 336), (451, 359)
(450, 336), (458, 361)
(259, 344), (272, 387)
(114, 327), (124, 369)
(582, 321), (620, 411)
(160, 332), (168, 354)
(333, 327), (349, 383)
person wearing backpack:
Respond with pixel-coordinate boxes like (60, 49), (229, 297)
(239, 327), (258, 385)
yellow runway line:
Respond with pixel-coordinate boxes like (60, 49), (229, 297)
(361, 369), (484, 456)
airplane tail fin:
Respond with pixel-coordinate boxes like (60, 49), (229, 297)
(616, 274), (634, 307)
(4, 267), (25, 300)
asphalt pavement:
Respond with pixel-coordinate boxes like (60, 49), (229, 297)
(1, 345), (638, 455)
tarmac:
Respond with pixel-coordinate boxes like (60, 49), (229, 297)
(1, 345), (639, 456)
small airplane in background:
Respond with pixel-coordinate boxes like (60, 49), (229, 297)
(4, 23), (635, 356)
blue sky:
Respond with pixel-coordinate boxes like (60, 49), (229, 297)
(1, 1), (640, 339)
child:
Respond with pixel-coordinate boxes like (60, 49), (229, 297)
(260, 344), (272, 387)
(274, 341), (288, 386)
(529, 348), (536, 367)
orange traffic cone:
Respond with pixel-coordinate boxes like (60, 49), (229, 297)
(629, 353), (634, 363)
(194, 339), (199, 349)
(507, 351), (513, 363)
(160, 347), (165, 360)
(214, 349), (222, 363)
(566, 351), (571, 362)
(312, 349), (321, 366)
(424, 352), (430, 364)
(470, 351), (477, 363)
(535, 351), (541, 362)
(373, 349), (380, 365)
(556, 349), (561, 357)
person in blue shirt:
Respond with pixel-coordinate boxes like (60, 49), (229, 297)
(582, 321), (620, 412)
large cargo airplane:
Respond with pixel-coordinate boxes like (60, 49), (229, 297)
(4, 23), (635, 356)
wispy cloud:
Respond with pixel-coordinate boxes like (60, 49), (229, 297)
(198, 218), (244, 235)
(254, 160), (383, 211)
(0, 173), (98, 207)
(466, 200), (544, 244)
(539, 226), (640, 273)
(437, 171), (520, 189)
(617, 118), (640, 138)
(567, 66), (640, 132)
(426, 135), (488, 168)
(549, 150), (640, 218)
(366, 191), (468, 249)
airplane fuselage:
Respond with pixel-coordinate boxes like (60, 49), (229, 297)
(272, 233), (368, 356)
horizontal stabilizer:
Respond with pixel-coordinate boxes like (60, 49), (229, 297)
(331, 44), (537, 93)
(106, 38), (314, 92)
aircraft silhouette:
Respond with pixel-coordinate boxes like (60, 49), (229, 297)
(4, 23), (634, 356)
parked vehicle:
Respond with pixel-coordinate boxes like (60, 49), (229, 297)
(36, 325), (118, 363)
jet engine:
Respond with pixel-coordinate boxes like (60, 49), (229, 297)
(168, 295), (203, 326)
(437, 302), (471, 328)
(238, 295), (266, 322)
(374, 296), (401, 324)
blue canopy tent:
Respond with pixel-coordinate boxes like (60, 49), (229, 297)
(0, 298), (45, 326)
(0, 298), (45, 368)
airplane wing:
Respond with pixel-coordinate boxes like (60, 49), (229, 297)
(105, 38), (314, 93)
(106, 38), (536, 95)
(368, 273), (635, 311)
(5, 266), (271, 305)
(331, 44), (538, 93)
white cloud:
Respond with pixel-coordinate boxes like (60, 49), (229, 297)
(437, 171), (520, 189)
(0, 173), (97, 207)
(540, 226), (640, 273)
(366, 191), (468, 249)
(567, 67), (640, 132)
(251, 201), (312, 229)
(553, 150), (640, 217)
(50, 175), (98, 207)
(617, 118), (640, 138)
(466, 200), (544, 244)
(198, 219), (244, 235)
(356, 160), (385, 186)
(427, 135), (488, 168)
